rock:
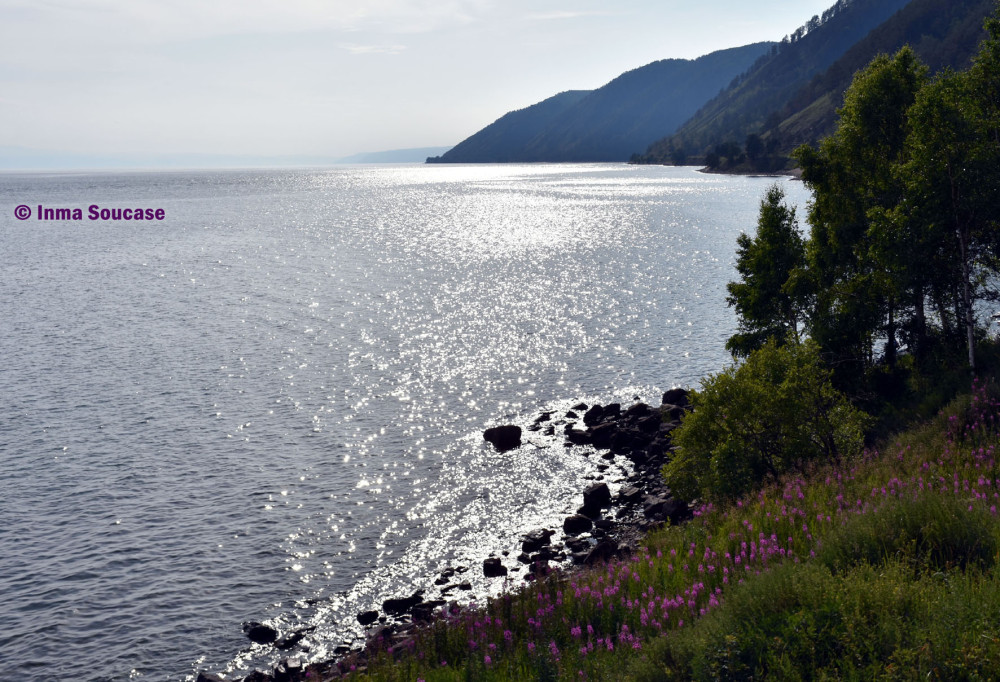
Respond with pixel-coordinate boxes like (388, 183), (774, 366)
(273, 657), (303, 682)
(483, 557), (508, 577)
(242, 672), (274, 682)
(637, 414), (661, 433)
(562, 514), (593, 535)
(521, 528), (555, 553)
(565, 537), (589, 552)
(243, 621), (278, 645)
(583, 539), (618, 565)
(483, 424), (522, 451)
(534, 412), (552, 423)
(618, 486), (643, 504)
(594, 519), (614, 530)
(196, 673), (227, 682)
(601, 403), (621, 422)
(583, 404), (605, 425)
(517, 552), (532, 564)
(662, 404), (686, 421)
(643, 496), (690, 523)
(357, 610), (379, 626)
(589, 422), (617, 448)
(625, 403), (652, 418)
(571, 402), (588, 411)
(565, 410), (578, 419)
(458, 581), (472, 591)
(543, 425), (555, 436)
(610, 429), (640, 453)
(275, 627), (314, 650)
(583, 482), (612, 510)
(662, 387), (690, 407)
(566, 429), (592, 445)
(382, 592), (423, 616)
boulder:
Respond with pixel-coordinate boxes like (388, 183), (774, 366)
(272, 657), (303, 682)
(275, 627), (313, 650)
(566, 429), (592, 445)
(618, 486), (643, 504)
(602, 403), (622, 421)
(571, 402), (588, 411)
(196, 674), (227, 682)
(662, 387), (690, 407)
(583, 482), (612, 510)
(242, 673), (275, 682)
(625, 403), (652, 418)
(589, 422), (617, 448)
(582, 404), (605, 425)
(637, 415), (661, 433)
(483, 557), (508, 577)
(483, 424), (522, 452)
(521, 528), (555, 553)
(562, 514), (593, 535)
(243, 621), (278, 645)
(583, 539), (618, 565)
(357, 610), (379, 626)
(382, 592), (423, 616)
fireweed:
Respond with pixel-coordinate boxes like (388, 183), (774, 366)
(347, 380), (1000, 681)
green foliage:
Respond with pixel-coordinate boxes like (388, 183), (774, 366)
(726, 183), (807, 358)
(665, 341), (868, 502)
(635, 560), (1000, 682)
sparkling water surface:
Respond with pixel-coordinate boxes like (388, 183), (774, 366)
(0, 164), (811, 680)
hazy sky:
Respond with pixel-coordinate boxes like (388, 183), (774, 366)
(1, 0), (836, 158)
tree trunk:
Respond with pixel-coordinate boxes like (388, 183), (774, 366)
(958, 227), (977, 371)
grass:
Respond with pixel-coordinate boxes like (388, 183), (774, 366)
(331, 378), (1000, 681)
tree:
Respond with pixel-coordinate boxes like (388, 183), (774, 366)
(665, 341), (868, 503)
(898, 17), (1000, 371)
(726, 184), (808, 358)
(745, 133), (765, 162)
(794, 47), (928, 383)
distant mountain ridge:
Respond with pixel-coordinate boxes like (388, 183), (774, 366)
(635, 0), (995, 165)
(427, 43), (774, 163)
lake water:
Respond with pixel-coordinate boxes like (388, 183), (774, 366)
(0, 164), (811, 680)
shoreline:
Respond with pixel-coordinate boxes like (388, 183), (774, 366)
(198, 390), (694, 682)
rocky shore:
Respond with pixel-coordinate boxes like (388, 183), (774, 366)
(197, 388), (693, 682)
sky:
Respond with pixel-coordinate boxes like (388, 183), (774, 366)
(0, 0), (836, 160)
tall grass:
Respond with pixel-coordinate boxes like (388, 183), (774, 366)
(341, 379), (1000, 681)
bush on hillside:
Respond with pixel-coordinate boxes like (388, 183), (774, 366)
(665, 340), (868, 502)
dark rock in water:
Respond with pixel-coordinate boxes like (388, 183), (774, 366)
(483, 557), (508, 577)
(618, 486), (642, 504)
(563, 514), (593, 535)
(566, 537), (590, 552)
(357, 610), (379, 626)
(243, 621), (278, 645)
(517, 552), (532, 564)
(566, 429), (592, 445)
(458, 581), (472, 590)
(584, 539), (618, 565)
(535, 412), (552, 423)
(382, 592), (423, 616)
(273, 657), (303, 682)
(594, 519), (614, 530)
(602, 403), (622, 421)
(578, 503), (603, 519)
(610, 428), (640, 453)
(662, 404), (687, 421)
(583, 404), (605, 425)
(583, 482), (612, 510)
(589, 422), (617, 448)
(242, 672), (274, 682)
(662, 387), (690, 407)
(572, 402), (588, 411)
(637, 414), (661, 433)
(275, 627), (314, 650)
(483, 424), (522, 451)
(626, 403), (652, 418)
(196, 673), (227, 682)
(565, 410), (578, 419)
(521, 528), (555, 553)
(543, 425), (555, 436)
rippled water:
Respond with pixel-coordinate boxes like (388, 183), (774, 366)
(0, 164), (811, 680)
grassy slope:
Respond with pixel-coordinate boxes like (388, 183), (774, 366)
(340, 376), (1000, 681)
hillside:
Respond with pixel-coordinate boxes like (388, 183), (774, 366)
(427, 43), (773, 164)
(636, 0), (996, 165)
(634, 0), (914, 164)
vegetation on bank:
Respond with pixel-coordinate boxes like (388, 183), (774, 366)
(336, 11), (1000, 681)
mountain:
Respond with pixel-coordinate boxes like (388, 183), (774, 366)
(336, 146), (453, 164)
(427, 43), (774, 164)
(635, 0), (994, 165)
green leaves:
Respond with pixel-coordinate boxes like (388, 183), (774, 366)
(666, 341), (869, 503)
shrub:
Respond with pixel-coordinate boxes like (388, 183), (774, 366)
(665, 340), (868, 502)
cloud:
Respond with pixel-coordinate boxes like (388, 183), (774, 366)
(340, 43), (407, 55)
(524, 10), (616, 22)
